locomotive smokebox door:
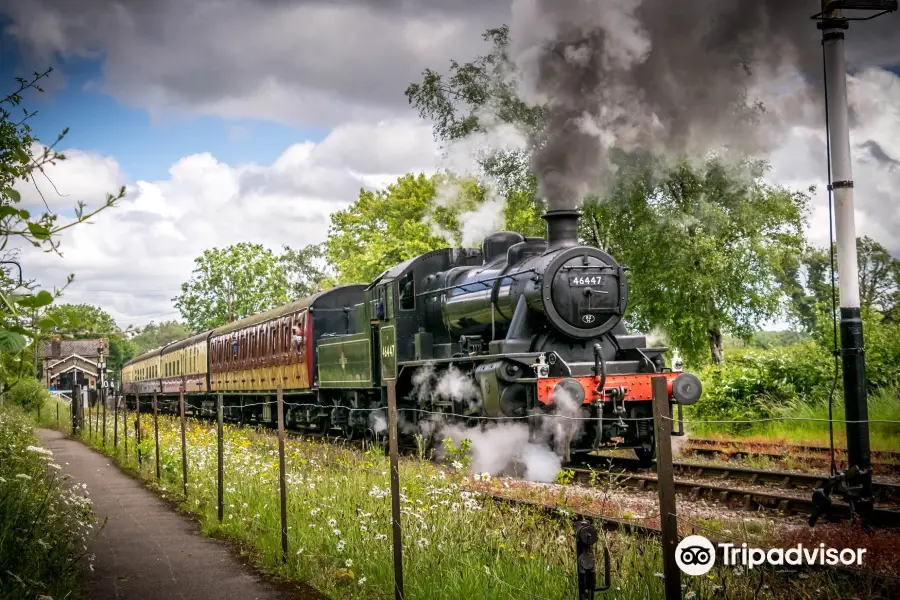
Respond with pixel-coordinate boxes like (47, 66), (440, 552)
(558, 257), (619, 327)
(536, 246), (627, 340)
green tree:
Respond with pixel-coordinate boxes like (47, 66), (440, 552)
(40, 303), (134, 378)
(325, 173), (492, 284)
(279, 244), (334, 298)
(406, 25), (545, 238)
(0, 69), (123, 395)
(787, 236), (900, 332)
(405, 25), (547, 154)
(580, 155), (808, 365)
(407, 25), (812, 365)
(129, 320), (192, 354)
(42, 303), (118, 336)
(173, 243), (290, 330)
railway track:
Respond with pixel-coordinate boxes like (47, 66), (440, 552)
(579, 456), (900, 501)
(173, 409), (900, 524)
(486, 492), (900, 593)
(682, 437), (900, 466)
(567, 460), (900, 525)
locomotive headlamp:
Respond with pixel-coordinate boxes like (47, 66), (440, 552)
(553, 378), (586, 406)
(672, 372), (702, 405)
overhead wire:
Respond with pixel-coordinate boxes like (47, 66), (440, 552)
(821, 29), (840, 478)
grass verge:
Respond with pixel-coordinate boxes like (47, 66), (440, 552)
(687, 386), (900, 452)
(49, 400), (892, 599)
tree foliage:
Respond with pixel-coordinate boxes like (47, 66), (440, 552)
(42, 303), (118, 337)
(323, 173), (540, 284)
(128, 320), (193, 355)
(173, 243), (290, 331)
(787, 236), (900, 332)
(406, 25), (548, 147)
(406, 24), (816, 364)
(406, 25), (546, 233)
(580, 155), (808, 364)
(0, 69), (122, 394)
(279, 244), (334, 298)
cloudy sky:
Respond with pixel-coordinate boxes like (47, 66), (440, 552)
(1, 0), (898, 329)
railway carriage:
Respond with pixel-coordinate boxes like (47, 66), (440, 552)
(160, 331), (210, 395)
(121, 210), (701, 464)
(122, 348), (163, 396)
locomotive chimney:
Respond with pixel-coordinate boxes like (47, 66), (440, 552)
(542, 209), (580, 251)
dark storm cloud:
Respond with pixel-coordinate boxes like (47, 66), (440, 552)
(0, 0), (510, 125)
(508, 0), (900, 209)
(1, 0), (896, 131)
(861, 140), (900, 171)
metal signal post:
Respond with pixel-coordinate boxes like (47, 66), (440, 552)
(811, 0), (897, 526)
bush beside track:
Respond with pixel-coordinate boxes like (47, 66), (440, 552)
(689, 309), (900, 446)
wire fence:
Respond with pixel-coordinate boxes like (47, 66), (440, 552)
(33, 382), (895, 600)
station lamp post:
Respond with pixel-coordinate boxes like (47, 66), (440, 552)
(97, 345), (106, 408)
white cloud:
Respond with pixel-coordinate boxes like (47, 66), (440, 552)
(18, 147), (126, 212)
(13, 118), (440, 327)
(767, 68), (900, 254)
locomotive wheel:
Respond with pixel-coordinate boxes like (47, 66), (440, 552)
(634, 444), (656, 468)
(342, 423), (359, 441)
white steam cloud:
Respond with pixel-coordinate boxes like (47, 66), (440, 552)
(407, 363), (587, 483)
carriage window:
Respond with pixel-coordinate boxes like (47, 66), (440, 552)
(399, 272), (415, 311)
(293, 315), (305, 353)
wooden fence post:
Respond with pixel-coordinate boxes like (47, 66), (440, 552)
(136, 394), (142, 468)
(386, 379), (404, 600)
(124, 394), (129, 458)
(217, 393), (224, 522)
(72, 385), (80, 435)
(153, 392), (161, 481)
(180, 389), (188, 498)
(652, 376), (681, 600)
(277, 384), (288, 562)
(114, 393), (119, 450)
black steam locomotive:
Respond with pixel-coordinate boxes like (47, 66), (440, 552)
(123, 209), (701, 464)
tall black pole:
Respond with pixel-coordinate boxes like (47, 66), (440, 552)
(813, 1), (897, 523)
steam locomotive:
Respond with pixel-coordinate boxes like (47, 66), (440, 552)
(122, 209), (701, 464)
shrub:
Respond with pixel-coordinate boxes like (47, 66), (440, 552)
(7, 376), (50, 412)
(0, 407), (96, 599)
(691, 308), (900, 437)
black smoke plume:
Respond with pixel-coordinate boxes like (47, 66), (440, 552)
(508, 0), (894, 209)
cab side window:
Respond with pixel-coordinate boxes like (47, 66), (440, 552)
(399, 272), (415, 311)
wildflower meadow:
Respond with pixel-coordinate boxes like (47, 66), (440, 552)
(54, 397), (872, 600)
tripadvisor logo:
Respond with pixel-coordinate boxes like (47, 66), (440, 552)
(676, 535), (716, 575)
(676, 535), (867, 576)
